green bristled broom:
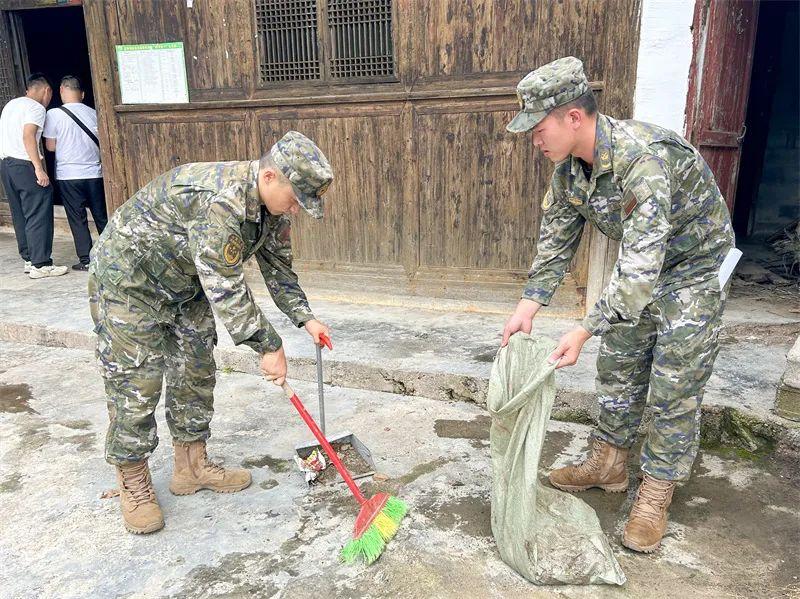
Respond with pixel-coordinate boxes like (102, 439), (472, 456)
(282, 382), (408, 564)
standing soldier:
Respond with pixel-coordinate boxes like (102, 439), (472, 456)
(502, 57), (735, 553)
(90, 131), (332, 534)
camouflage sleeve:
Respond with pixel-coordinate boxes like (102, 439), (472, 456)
(187, 195), (283, 353)
(522, 187), (586, 305)
(255, 216), (315, 328)
(582, 154), (672, 335)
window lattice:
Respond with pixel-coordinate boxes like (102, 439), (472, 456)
(254, 0), (394, 84)
(327, 0), (394, 79)
(255, 0), (321, 83)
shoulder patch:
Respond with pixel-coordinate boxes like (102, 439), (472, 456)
(622, 178), (653, 220)
(223, 234), (244, 266)
(541, 188), (554, 212)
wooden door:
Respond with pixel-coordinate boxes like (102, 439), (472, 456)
(686, 0), (760, 212)
(0, 11), (20, 215)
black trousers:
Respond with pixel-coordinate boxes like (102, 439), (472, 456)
(0, 157), (54, 267)
(57, 177), (108, 264)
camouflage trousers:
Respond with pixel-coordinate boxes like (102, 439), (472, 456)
(89, 275), (217, 465)
(593, 281), (727, 481)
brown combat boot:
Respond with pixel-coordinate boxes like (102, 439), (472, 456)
(115, 460), (164, 534)
(169, 439), (252, 495)
(622, 473), (676, 553)
(548, 438), (629, 492)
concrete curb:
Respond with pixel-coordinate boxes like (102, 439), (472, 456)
(2, 320), (798, 458)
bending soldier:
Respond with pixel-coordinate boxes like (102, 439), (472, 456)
(90, 131), (332, 534)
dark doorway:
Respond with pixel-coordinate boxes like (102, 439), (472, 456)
(734, 0), (799, 280)
(12, 5), (93, 206)
(14, 6), (94, 107)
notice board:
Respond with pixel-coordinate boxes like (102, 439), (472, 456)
(116, 42), (189, 104)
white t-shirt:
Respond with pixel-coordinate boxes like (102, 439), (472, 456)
(0, 96), (46, 161)
(43, 103), (102, 180)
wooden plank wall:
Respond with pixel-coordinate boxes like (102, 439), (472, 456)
(82, 0), (642, 306)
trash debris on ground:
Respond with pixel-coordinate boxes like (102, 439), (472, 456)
(314, 442), (373, 485)
(295, 449), (327, 484)
(487, 333), (626, 586)
(767, 219), (800, 279)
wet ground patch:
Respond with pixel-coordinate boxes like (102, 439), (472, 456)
(721, 321), (800, 345)
(473, 346), (499, 363)
(416, 491), (492, 539)
(172, 552), (287, 598)
(0, 472), (23, 493)
(64, 432), (97, 452)
(241, 454), (293, 472)
(434, 415), (491, 440)
(60, 419), (92, 430)
(0, 383), (37, 414)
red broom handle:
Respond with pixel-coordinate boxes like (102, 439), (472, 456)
(282, 382), (367, 505)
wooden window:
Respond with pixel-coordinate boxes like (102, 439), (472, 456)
(255, 0), (321, 82)
(328, 0), (394, 79)
(254, 0), (395, 85)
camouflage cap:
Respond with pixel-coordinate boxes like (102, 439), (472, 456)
(506, 56), (589, 133)
(269, 131), (333, 219)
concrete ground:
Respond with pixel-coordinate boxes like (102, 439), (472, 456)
(1, 341), (799, 599)
(1, 228), (799, 597)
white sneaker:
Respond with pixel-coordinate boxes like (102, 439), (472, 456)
(23, 261), (32, 273)
(29, 264), (69, 279)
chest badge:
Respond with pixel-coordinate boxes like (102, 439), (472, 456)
(568, 193), (583, 206)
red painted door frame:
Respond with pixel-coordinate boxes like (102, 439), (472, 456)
(685, 0), (760, 213)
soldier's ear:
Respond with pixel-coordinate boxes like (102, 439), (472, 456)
(567, 108), (583, 129)
(261, 168), (276, 184)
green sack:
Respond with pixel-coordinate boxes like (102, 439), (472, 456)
(488, 334), (626, 586)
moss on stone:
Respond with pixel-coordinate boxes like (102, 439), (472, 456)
(700, 407), (777, 457)
(550, 407), (596, 426)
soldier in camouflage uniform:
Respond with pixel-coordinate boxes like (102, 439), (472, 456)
(502, 57), (735, 553)
(89, 130), (333, 534)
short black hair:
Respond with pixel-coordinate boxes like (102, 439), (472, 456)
(60, 75), (82, 91)
(553, 89), (598, 117)
(25, 72), (51, 90)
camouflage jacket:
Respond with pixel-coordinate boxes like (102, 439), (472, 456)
(90, 161), (314, 353)
(523, 114), (734, 335)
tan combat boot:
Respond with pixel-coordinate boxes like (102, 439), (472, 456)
(622, 473), (676, 553)
(548, 438), (629, 492)
(169, 439), (252, 495)
(115, 460), (164, 534)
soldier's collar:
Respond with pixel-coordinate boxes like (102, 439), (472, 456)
(568, 154), (589, 184)
(245, 160), (262, 223)
(592, 114), (614, 177)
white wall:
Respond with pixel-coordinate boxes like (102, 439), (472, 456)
(633, 0), (696, 134)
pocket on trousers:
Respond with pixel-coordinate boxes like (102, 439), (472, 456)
(661, 286), (723, 361)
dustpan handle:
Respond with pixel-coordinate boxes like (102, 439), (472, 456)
(316, 333), (332, 435)
(282, 381), (366, 505)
